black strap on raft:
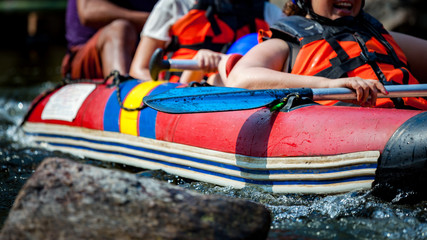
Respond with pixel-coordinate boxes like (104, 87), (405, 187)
(268, 92), (316, 112)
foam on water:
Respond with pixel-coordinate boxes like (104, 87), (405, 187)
(179, 181), (427, 240)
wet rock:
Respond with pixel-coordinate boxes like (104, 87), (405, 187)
(0, 158), (271, 240)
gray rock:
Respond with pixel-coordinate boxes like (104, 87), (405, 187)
(0, 158), (271, 240)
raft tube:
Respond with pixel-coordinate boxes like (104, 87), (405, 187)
(22, 80), (427, 202)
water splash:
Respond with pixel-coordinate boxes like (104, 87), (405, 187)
(178, 180), (427, 240)
(0, 82), (64, 226)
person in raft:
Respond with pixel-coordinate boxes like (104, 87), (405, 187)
(129, 0), (285, 84)
(61, 0), (157, 80)
(219, 0), (427, 109)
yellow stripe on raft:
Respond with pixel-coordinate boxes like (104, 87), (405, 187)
(120, 80), (164, 136)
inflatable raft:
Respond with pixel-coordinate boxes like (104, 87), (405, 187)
(21, 78), (427, 201)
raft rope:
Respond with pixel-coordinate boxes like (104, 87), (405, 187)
(63, 70), (216, 112)
(63, 70), (146, 112)
(108, 70), (150, 112)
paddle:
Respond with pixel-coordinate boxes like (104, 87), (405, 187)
(142, 84), (427, 113)
(149, 48), (199, 80)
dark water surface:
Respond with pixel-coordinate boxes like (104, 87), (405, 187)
(0, 46), (426, 240)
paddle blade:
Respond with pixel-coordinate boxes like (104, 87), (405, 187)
(143, 87), (312, 113)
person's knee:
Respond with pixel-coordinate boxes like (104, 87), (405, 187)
(99, 19), (138, 47)
(109, 19), (137, 36)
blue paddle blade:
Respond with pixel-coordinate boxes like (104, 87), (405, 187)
(143, 86), (314, 114)
(144, 84), (427, 113)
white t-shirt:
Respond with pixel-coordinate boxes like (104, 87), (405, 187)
(142, 0), (284, 44)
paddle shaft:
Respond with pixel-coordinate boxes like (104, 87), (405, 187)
(168, 60), (199, 71)
(149, 48), (199, 80)
(312, 84), (427, 100)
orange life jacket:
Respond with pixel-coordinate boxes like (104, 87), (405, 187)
(269, 13), (427, 109)
(164, 0), (270, 82)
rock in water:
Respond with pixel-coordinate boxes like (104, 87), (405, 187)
(0, 158), (271, 240)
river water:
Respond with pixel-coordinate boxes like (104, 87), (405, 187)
(0, 45), (426, 240)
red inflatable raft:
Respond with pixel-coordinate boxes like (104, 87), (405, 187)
(21, 79), (427, 202)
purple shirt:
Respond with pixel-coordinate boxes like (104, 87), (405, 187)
(65, 0), (157, 49)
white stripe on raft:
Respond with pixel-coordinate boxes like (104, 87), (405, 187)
(22, 122), (379, 194)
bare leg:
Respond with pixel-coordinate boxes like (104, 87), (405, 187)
(207, 73), (224, 86)
(97, 19), (138, 77)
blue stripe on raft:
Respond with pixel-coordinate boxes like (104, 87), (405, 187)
(103, 80), (141, 133)
(138, 82), (181, 138)
(38, 141), (376, 185)
(28, 132), (377, 176)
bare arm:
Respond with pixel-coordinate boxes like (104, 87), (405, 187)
(226, 38), (387, 106)
(180, 49), (225, 84)
(391, 31), (427, 83)
(129, 36), (166, 80)
(227, 39), (337, 89)
(77, 0), (150, 30)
